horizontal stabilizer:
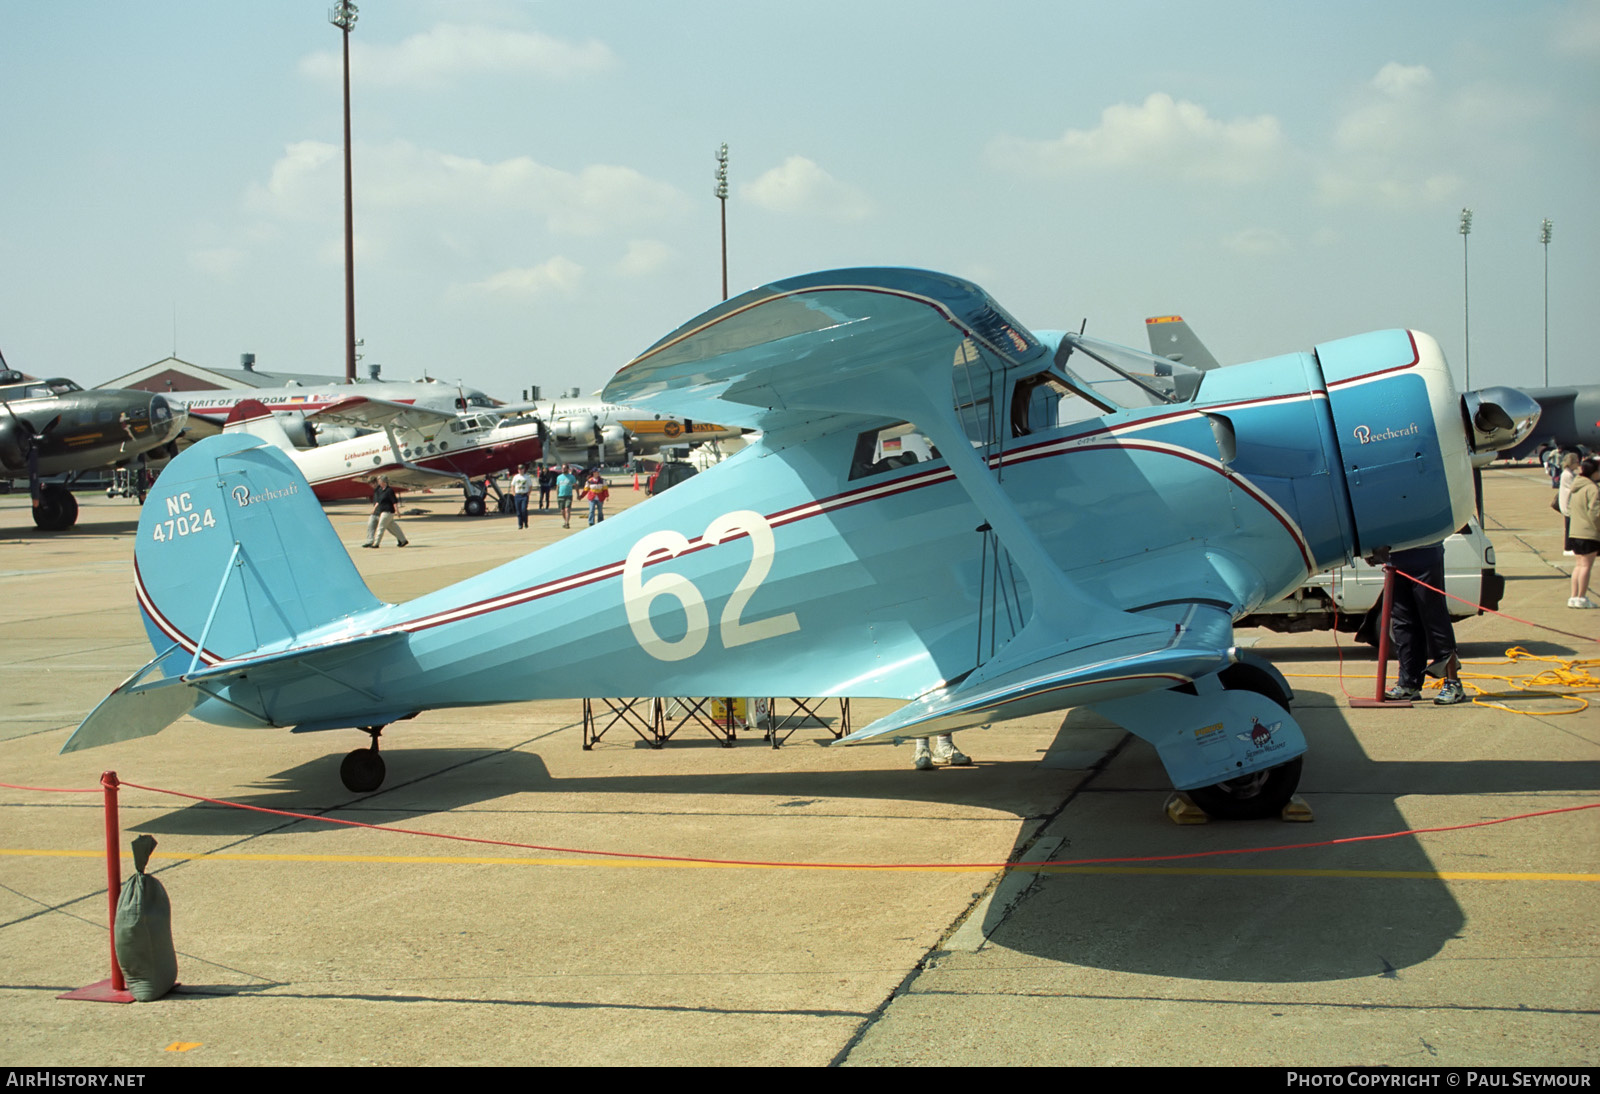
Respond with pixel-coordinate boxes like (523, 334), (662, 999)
(63, 630), (412, 753)
(62, 658), (208, 753)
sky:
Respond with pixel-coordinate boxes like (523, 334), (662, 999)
(3, 1), (1596, 400)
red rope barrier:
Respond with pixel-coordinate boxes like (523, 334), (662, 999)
(109, 777), (1599, 872)
(0, 780), (104, 793)
(1392, 566), (1596, 644)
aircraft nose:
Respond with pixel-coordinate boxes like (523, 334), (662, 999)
(1461, 385), (1541, 456)
(149, 394), (185, 440)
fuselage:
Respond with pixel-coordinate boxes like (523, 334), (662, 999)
(257, 413), (543, 502)
(0, 378), (185, 477)
(150, 327), (1471, 732)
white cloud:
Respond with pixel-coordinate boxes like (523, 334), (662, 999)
(244, 140), (340, 222)
(1319, 63), (1467, 207)
(1552, 0), (1600, 57)
(616, 239), (672, 277)
(1222, 228), (1290, 257)
(300, 23), (616, 87)
(742, 156), (873, 221)
(246, 140), (686, 237)
(988, 93), (1288, 184)
(188, 247), (247, 277)
(1371, 62), (1433, 97)
(461, 256), (584, 298)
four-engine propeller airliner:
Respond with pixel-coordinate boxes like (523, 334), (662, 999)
(1, 364), (187, 531)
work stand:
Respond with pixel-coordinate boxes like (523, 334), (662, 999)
(581, 697), (853, 750)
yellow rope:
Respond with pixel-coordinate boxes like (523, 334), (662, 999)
(1284, 647), (1599, 716)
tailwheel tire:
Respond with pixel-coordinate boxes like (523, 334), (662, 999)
(1187, 756), (1303, 820)
(33, 484), (79, 531)
(340, 748), (386, 792)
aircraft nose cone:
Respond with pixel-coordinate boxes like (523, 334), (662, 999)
(1462, 385), (1541, 454)
(149, 394), (186, 439)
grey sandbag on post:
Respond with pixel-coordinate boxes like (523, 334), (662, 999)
(114, 833), (177, 1001)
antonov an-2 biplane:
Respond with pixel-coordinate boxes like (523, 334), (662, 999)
(66, 268), (1530, 818)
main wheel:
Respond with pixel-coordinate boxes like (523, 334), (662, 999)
(1186, 664), (1301, 819)
(464, 495), (487, 516)
(1187, 756), (1302, 820)
(340, 748), (386, 792)
(32, 484), (79, 531)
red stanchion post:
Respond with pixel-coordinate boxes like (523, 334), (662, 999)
(102, 771), (126, 993)
(59, 770), (135, 1002)
(1350, 564), (1412, 709)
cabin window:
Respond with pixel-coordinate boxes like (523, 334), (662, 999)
(850, 422), (938, 480)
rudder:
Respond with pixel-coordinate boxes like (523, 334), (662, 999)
(135, 433), (385, 668)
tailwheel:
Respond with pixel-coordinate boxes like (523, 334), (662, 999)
(339, 727), (387, 792)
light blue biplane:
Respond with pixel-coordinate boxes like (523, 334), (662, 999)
(67, 268), (1533, 817)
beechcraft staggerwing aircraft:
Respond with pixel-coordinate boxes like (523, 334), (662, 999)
(1, 363), (187, 530)
(66, 268), (1532, 817)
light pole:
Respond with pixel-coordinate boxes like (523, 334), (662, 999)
(1540, 218), (1553, 387)
(330, 1), (359, 384)
(715, 143), (729, 301)
(1459, 207), (1472, 390)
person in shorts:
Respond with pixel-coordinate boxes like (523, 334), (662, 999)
(1567, 456), (1600, 609)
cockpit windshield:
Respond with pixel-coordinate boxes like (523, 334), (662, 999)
(1055, 334), (1200, 408)
(0, 378), (82, 400)
(1010, 334), (1202, 436)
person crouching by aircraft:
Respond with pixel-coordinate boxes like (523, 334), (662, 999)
(510, 464), (534, 530)
(1567, 456), (1600, 609)
(361, 476), (410, 549)
(913, 734), (969, 770)
(1367, 543), (1464, 704)
(583, 471), (611, 525)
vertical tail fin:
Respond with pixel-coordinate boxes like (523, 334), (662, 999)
(134, 433), (385, 666)
(1145, 315), (1222, 372)
(222, 398), (300, 449)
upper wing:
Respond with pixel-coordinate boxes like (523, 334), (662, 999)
(307, 395), (459, 433)
(604, 267), (1046, 438)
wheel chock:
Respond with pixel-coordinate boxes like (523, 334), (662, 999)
(1164, 793), (1210, 825)
(1280, 795), (1314, 823)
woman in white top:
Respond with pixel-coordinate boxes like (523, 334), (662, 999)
(1558, 451), (1581, 556)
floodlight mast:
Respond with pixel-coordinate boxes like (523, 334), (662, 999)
(1540, 218), (1553, 387)
(331, 1), (359, 384)
(1459, 207), (1472, 390)
(715, 143), (730, 301)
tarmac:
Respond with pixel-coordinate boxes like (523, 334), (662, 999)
(0, 467), (1594, 1068)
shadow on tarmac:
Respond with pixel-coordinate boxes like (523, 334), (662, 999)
(121, 676), (1598, 987)
(969, 699), (1600, 985)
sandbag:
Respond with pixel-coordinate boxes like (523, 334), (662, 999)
(114, 833), (177, 1001)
